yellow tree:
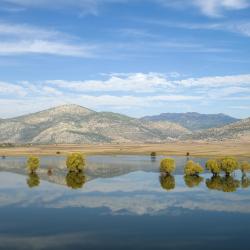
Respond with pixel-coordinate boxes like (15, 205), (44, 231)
(66, 153), (85, 172)
(27, 173), (40, 188)
(160, 158), (176, 175)
(184, 160), (203, 176)
(66, 172), (86, 189)
(240, 161), (250, 175)
(184, 175), (203, 188)
(27, 156), (40, 174)
(206, 159), (221, 176)
(219, 157), (238, 176)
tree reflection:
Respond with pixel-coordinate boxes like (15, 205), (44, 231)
(27, 173), (40, 188)
(66, 171), (86, 189)
(184, 175), (203, 188)
(241, 175), (250, 189)
(206, 176), (240, 192)
(160, 174), (175, 191)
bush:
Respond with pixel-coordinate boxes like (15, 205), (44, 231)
(219, 157), (238, 176)
(151, 152), (156, 157)
(160, 174), (175, 191)
(240, 161), (250, 175)
(27, 173), (40, 188)
(66, 172), (86, 189)
(184, 175), (203, 188)
(160, 158), (176, 174)
(66, 153), (85, 172)
(184, 160), (203, 176)
(205, 159), (220, 176)
(27, 156), (40, 173)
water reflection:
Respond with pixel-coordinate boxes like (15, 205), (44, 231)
(159, 174), (175, 191)
(184, 175), (204, 188)
(27, 173), (40, 188)
(242, 175), (250, 189)
(206, 176), (240, 193)
(66, 172), (86, 189)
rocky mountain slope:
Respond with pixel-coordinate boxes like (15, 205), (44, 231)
(142, 112), (239, 131)
(0, 104), (189, 144)
(184, 118), (250, 141)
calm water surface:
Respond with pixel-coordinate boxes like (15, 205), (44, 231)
(0, 155), (250, 250)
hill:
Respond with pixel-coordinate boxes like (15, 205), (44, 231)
(0, 104), (189, 144)
(142, 112), (239, 131)
(185, 118), (250, 141)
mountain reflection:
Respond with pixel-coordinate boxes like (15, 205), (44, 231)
(66, 172), (86, 189)
(159, 174), (175, 191)
(206, 176), (240, 192)
(27, 173), (40, 188)
(184, 175), (204, 188)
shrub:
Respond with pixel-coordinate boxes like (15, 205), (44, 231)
(240, 161), (250, 175)
(66, 172), (86, 189)
(205, 159), (221, 176)
(160, 174), (175, 191)
(219, 157), (238, 176)
(27, 173), (40, 188)
(184, 160), (203, 176)
(184, 175), (203, 188)
(66, 153), (85, 172)
(160, 158), (176, 174)
(27, 156), (40, 173)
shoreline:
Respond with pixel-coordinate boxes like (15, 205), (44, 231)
(0, 141), (250, 157)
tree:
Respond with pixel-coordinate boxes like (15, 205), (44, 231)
(206, 159), (220, 176)
(240, 161), (250, 175)
(66, 172), (86, 189)
(184, 175), (203, 188)
(66, 153), (85, 172)
(27, 173), (40, 188)
(160, 174), (175, 191)
(27, 156), (40, 173)
(160, 158), (176, 175)
(184, 160), (203, 176)
(219, 157), (238, 176)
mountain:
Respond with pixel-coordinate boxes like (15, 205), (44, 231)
(0, 104), (189, 144)
(142, 112), (240, 131)
(184, 118), (250, 141)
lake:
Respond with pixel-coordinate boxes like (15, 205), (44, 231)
(0, 155), (250, 250)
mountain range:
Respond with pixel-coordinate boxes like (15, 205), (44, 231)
(0, 104), (248, 144)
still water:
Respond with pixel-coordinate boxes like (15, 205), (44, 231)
(0, 155), (250, 250)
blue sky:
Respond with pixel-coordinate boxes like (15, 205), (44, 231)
(0, 0), (250, 118)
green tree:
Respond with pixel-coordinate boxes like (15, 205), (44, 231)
(66, 153), (85, 172)
(160, 158), (176, 175)
(206, 159), (220, 176)
(219, 157), (239, 176)
(27, 173), (40, 188)
(66, 172), (86, 189)
(184, 175), (203, 188)
(240, 161), (250, 175)
(184, 160), (203, 176)
(160, 174), (175, 191)
(27, 156), (40, 173)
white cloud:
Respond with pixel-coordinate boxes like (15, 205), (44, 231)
(0, 81), (27, 96)
(0, 40), (94, 57)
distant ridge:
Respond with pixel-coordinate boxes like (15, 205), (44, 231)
(142, 112), (240, 131)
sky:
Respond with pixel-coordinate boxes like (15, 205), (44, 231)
(0, 0), (250, 119)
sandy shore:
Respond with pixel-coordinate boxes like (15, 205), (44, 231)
(0, 141), (250, 157)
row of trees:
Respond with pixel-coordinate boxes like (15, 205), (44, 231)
(160, 157), (250, 176)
